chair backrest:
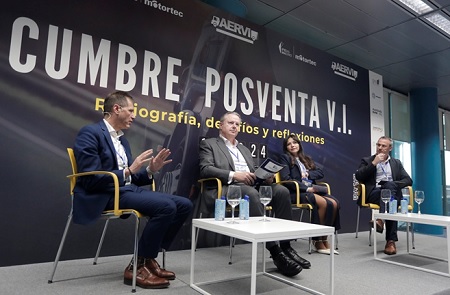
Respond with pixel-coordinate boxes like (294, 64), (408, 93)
(405, 186), (414, 210)
(352, 173), (360, 201)
(274, 172), (281, 183)
(353, 173), (377, 208)
(67, 148), (77, 194)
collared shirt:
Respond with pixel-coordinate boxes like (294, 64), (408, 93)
(375, 156), (392, 187)
(103, 119), (131, 185)
(220, 135), (249, 183)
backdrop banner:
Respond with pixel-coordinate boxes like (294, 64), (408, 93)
(0, 0), (371, 266)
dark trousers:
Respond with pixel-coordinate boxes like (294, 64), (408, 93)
(367, 182), (402, 241)
(107, 184), (193, 258)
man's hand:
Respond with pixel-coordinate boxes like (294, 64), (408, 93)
(373, 153), (387, 165)
(148, 148), (172, 173)
(128, 148), (172, 175)
(265, 175), (274, 185)
(128, 148), (154, 174)
(233, 171), (256, 186)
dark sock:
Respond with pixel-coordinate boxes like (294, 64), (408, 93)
(279, 241), (291, 251)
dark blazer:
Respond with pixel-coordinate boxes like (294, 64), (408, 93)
(278, 153), (324, 193)
(198, 137), (256, 214)
(72, 120), (152, 225)
(355, 155), (412, 197)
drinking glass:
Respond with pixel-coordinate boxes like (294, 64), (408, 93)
(226, 185), (241, 224)
(380, 189), (391, 214)
(415, 190), (425, 214)
(401, 188), (410, 205)
(259, 186), (272, 222)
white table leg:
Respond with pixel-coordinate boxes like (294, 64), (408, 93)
(251, 241), (257, 295)
(406, 222), (410, 253)
(447, 226), (450, 276)
(190, 225), (196, 286)
(262, 241), (266, 273)
(330, 234), (335, 295)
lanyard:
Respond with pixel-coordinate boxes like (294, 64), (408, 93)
(227, 147), (240, 161)
(378, 161), (390, 180)
(114, 137), (128, 169)
(116, 150), (127, 169)
(296, 158), (307, 173)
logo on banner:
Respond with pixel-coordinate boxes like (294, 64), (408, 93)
(278, 42), (317, 66)
(143, 0), (184, 17)
(279, 42), (293, 57)
(372, 107), (383, 116)
(211, 16), (258, 44)
(371, 92), (382, 99)
(331, 62), (358, 81)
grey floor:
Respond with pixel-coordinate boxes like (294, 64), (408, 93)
(1, 230), (450, 295)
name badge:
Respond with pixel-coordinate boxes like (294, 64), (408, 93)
(235, 162), (248, 172)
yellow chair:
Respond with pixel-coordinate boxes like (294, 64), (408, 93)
(353, 173), (414, 247)
(48, 148), (162, 292)
(274, 173), (337, 254)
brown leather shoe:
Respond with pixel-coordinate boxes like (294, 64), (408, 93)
(124, 258), (170, 289)
(146, 258), (176, 280)
(384, 240), (397, 255)
(369, 219), (384, 234)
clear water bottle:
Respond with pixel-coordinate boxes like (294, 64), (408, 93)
(389, 196), (397, 214)
(401, 198), (408, 214)
(215, 196), (226, 221)
(239, 195), (250, 220)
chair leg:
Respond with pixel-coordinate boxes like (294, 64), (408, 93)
(93, 219), (110, 265)
(308, 210), (312, 254)
(335, 230), (338, 250)
(48, 212), (73, 283)
(131, 214), (140, 293)
(369, 210), (374, 246)
(228, 237), (234, 265)
(411, 223), (415, 249)
(355, 206), (360, 238)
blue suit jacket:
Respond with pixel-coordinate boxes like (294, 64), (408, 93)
(72, 120), (152, 225)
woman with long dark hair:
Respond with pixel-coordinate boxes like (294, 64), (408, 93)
(279, 134), (340, 254)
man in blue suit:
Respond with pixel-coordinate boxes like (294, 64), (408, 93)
(73, 91), (193, 289)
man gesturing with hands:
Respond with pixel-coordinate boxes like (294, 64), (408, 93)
(73, 91), (193, 289)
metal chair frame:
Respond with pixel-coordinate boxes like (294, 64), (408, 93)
(48, 148), (164, 293)
(275, 173), (338, 253)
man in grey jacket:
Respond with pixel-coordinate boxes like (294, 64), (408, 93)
(199, 111), (311, 277)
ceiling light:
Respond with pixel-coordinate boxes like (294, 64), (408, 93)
(424, 12), (450, 36)
(397, 0), (433, 15)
